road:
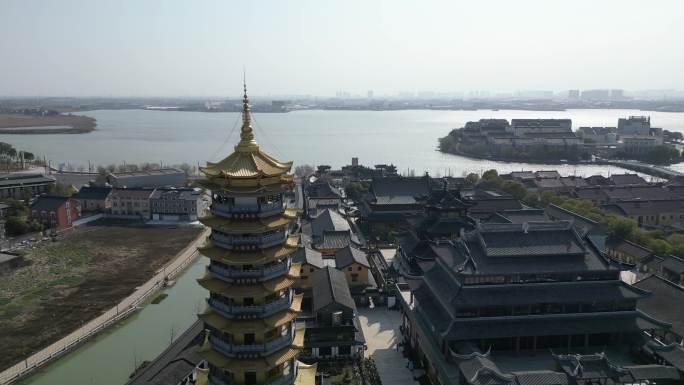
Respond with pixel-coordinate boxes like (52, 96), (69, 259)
(358, 307), (416, 385)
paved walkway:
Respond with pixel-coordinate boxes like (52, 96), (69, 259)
(358, 307), (416, 385)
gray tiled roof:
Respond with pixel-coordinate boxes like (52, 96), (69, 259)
(370, 176), (431, 205)
(315, 232), (353, 250)
(0, 173), (55, 188)
(312, 267), (355, 312)
(661, 255), (684, 274)
(311, 209), (350, 238)
(477, 222), (586, 258)
(73, 186), (112, 200)
(335, 246), (369, 268)
(610, 173), (647, 185)
(291, 246), (324, 269)
(453, 280), (648, 307)
(445, 312), (668, 340)
(125, 320), (203, 385)
(469, 198), (523, 214)
(634, 275), (684, 339)
(30, 196), (70, 211)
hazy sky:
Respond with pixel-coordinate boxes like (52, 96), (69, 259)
(1, 0), (683, 97)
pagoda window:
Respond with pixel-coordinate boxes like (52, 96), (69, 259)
(243, 297), (254, 306)
(564, 304), (581, 313)
(244, 333), (255, 346)
(245, 371), (257, 385)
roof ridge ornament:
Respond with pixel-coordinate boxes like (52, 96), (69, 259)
(235, 77), (259, 152)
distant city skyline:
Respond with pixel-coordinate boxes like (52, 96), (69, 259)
(1, 0), (683, 97)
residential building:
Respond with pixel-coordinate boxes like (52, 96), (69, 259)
(510, 119), (572, 136)
(334, 246), (374, 292)
(602, 199), (684, 228)
(618, 116), (652, 136)
(291, 247), (324, 290)
(581, 89), (610, 100)
(110, 188), (154, 218)
(73, 186), (112, 212)
(301, 267), (365, 361)
(397, 220), (678, 385)
(101, 168), (186, 188)
(606, 239), (654, 265)
(0, 173), (55, 199)
(291, 246), (325, 312)
(310, 209), (361, 254)
(150, 188), (203, 221)
(195, 86), (305, 385)
(29, 196), (80, 231)
(578, 126), (618, 145)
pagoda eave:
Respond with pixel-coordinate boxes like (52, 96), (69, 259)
(199, 294), (303, 333)
(200, 209), (297, 233)
(199, 236), (299, 265)
(197, 266), (301, 296)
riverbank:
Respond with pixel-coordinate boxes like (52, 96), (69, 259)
(0, 114), (96, 134)
(0, 224), (206, 381)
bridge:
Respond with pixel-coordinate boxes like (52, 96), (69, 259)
(595, 159), (684, 179)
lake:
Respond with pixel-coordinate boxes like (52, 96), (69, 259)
(3, 108), (684, 177)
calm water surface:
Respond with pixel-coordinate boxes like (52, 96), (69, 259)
(3, 108), (684, 176)
(20, 257), (207, 385)
(9, 109), (684, 385)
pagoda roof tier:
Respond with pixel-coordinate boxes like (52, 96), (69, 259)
(199, 235), (299, 265)
(200, 153), (292, 180)
(197, 264), (301, 297)
(199, 294), (303, 333)
(200, 83), (292, 181)
(198, 175), (293, 194)
(199, 326), (304, 373)
(201, 209), (297, 234)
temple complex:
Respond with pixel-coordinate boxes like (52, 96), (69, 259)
(196, 84), (304, 385)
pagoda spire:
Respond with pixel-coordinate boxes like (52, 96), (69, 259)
(235, 79), (259, 152)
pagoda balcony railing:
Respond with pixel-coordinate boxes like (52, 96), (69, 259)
(211, 201), (284, 218)
(211, 230), (287, 250)
(208, 374), (233, 385)
(209, 330), (293, 357)
(266, 372), (295, 385)
(208, 293), (292, 318)
(210, 259), (290, 282)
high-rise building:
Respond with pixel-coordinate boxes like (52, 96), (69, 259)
(567, 89), (580, 100)
(197, 84), (304, 385)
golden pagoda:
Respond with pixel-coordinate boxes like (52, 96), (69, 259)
(197, 83), (304, 385)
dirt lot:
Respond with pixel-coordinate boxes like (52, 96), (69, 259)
(0, 114), (96, 134)
(0, 224), (203, 371)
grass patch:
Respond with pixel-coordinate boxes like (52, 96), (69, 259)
(151, 293), (168, 304)
(49, 275), (84, 288)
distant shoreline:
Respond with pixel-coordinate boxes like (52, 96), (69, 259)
(0, 114), (97, 134)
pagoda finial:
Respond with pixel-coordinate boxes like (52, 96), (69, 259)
(235, 74), (259, 152)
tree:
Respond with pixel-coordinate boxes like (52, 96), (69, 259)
(605, 216), (637, 240)
(464, 173), (479, 187)
(5, 216), (29, 236)
(345, 181), (370, 201)
(294, 164), (315, 177)
(49, 182), (77, 197)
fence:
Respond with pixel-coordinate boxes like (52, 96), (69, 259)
(0, 228), (210, 385)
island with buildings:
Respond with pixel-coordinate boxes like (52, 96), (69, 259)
(439, 115), (681, 165)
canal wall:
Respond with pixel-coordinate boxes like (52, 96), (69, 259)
(0, 227), (210, 385)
